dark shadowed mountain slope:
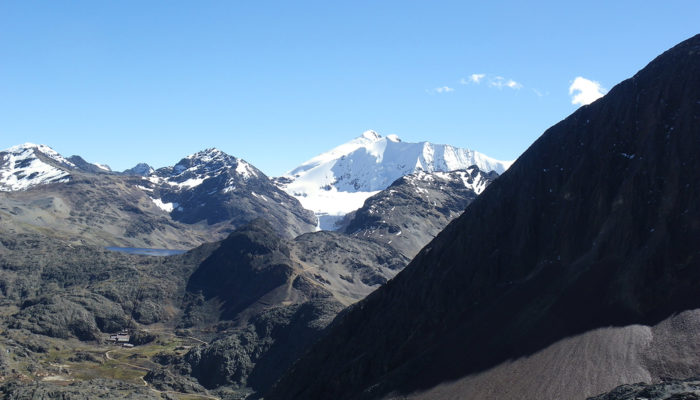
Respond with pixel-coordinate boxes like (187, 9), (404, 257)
(343, 167), (498, 258)
(268, 34), (700, 400)
(176, 220), (409, 395)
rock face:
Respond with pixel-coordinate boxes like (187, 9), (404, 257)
(267, 34), (700, 400)
(343, 167), (498, 258)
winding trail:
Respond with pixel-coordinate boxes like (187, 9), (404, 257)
(104, 348), (220, 400)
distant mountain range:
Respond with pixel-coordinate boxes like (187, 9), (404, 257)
(0, 144), (316, 245)
(1, 131), (508, 233)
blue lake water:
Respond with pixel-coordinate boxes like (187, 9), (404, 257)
(105, 247), (188, 256)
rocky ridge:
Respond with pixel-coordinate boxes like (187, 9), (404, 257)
(343, 166), (499, 257)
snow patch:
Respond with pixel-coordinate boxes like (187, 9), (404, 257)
(251, 191), (269, 202)
(173, 177), (205, 188)
(235, 160), (257, 179)
(151, 198), (178, 212)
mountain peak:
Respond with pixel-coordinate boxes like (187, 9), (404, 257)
(186, 147), (227, 161)
(5, 143), (68, 162)
(361, 130), (382, 141)
(0, 143), (73, 191)
(123, 162), (154, 176)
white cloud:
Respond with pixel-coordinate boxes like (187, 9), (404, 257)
(460, 74), (486, 85)
(471, 73), (485, 84)
(489, 76), (522, 90)
(505, 79), (522, 89)
(569, 77), (607, 106)
(434, 86), (455, 93)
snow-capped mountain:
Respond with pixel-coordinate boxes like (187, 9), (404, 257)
(0, 143), (119, 191)
(143, 148), (317, 238)
(148, 148), (259, 189)
(0, 143), (75, 191)
(275, 130), (512, 228)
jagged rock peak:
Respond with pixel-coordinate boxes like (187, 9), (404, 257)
(123, 162), (154, 176)
(184, 147), (227, 162)
(153, 147), (260, 182)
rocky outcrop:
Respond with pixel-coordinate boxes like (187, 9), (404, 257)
(343, 167), (498, 258)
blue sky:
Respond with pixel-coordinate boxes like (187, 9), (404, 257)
(1, 1), (698, 176)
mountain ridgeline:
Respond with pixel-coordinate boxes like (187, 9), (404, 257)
(0, 145), (316, 248)
(268, 34), (700, 400)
